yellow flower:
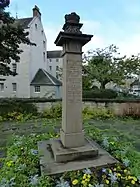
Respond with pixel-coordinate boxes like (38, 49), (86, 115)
(105, 179), (110, 184)
(132, 177), (137, 181)
(6, 161), (14, 167)
(113, 168), (116, 171)
(124, 169), (127, 173)
(131, 180), (135, 185)
(109, 169), (112, 173)
(83, 174), (87, 179)
(128, 176), (133, 180)
(72, 179), (78, 185)
(85, 178), (90, 182)
(81, 180), (86, 185)
(88, 184), (93, 187)
(117, 173), (121, 177)
(87, 174), (91, 178)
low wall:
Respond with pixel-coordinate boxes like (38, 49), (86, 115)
(35, 100), (140, 116)
(1, 98), (140, 116)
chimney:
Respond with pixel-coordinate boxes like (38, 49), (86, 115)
(33, 5), (41, 20)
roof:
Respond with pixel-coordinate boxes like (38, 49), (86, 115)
(47, 50), (62, 58)
(15, 17), (33, 29)
(130, 80), (140, 87)
(30, 69), (62, 86)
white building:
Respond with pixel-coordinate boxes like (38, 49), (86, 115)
(0, 5), (62, 99)
(47, 50), (63, 80)
(129, 79), (140, 96)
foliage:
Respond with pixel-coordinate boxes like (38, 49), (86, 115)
(83, 107), (114, 120)
(41, 103), (62, 119)
(83, 89), (118, 99)
(0, 124), (140, 186)
(82, 75), (92, 91)
(0, 101), (38, 121)
(83, 44), (140, 89)
(84, 125), (140, 178)
(0, 2), (35, 76)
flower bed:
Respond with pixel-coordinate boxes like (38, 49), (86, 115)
(0, 126), (140, 186)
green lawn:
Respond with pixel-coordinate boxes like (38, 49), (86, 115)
(0, 118), (140, 157)
(0, 118), (140, 186)
(85, 119), (140, 152)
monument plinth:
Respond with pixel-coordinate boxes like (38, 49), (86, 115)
(38, 12), (117, 175)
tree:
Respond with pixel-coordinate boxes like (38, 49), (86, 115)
(0, 0), (35, 76)
(83, 44), (140, 89)
(82, 75), (92, 90)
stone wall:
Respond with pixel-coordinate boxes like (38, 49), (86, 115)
(35, 99), (140, 116)
(1, 98), (140, 116)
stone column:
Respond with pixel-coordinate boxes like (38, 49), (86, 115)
(38, 13), (117, 175)
(55, 12), (93, 148)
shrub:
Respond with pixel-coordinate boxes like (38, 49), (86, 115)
(41, 103), (62, 119)
(83, 89), (118, 99)
(0, 100), (38, 120)
(83, 107), (114, 119)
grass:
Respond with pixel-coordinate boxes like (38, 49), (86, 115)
(85, 119), (140, 152)
(0, 118), (140, 157)
(0, 118), (140, 186)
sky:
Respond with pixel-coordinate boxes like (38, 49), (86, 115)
(8, 0), (140, 56)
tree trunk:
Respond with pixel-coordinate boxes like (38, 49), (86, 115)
(100, 82), (106, 89)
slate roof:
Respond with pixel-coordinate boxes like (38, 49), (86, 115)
(30, 69), (62, 86)
(15, 17), (33, 29)
(47, 50), (62, 58)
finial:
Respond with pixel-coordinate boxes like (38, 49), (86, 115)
(63, 12), (83, 34)
(65, 12), (80, 24)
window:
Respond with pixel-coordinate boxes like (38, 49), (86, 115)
(56, 74), (59, 79)
(56, 59), (59, 62)
(49, 66), (52, 71)
(35, 24), (37, 29)
(49, 59), (52, 62)
(41, 30), (43, 34)
(35, 86), (40, 93)
(0, 83), (4, 91)
(12, 83), (17, 92)
(43, 52), (45, 62)
(56, 66), (59, 71)
(12, 63), (17, 73)
(43, 41), (46, 48)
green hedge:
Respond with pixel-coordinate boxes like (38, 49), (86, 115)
(0, 101), (38, 117)
(83, 89), (118, 99)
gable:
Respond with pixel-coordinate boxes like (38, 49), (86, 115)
(15, 17), (33, 29)
(30, 69), (62, 86)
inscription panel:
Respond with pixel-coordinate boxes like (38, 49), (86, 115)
(65, 61), (82, 103)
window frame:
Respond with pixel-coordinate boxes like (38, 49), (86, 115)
(34, 86), (40, 93)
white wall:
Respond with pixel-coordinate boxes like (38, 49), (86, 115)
(0, 40), (31, 98)
(30, 85), (56, 98)
(0, 16), (47, 98)
(29, 17), (47, 82)
(47, 57), (63, 79)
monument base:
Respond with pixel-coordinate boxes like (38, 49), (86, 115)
(38, 138), (117, 175)
(50, 138), (98, 162)
(60, 129), (85, 148)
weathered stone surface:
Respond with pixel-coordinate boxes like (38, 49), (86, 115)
(50, 138), (98, 162)
(38, 139), (117, 175)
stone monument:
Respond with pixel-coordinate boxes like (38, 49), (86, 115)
(38, 12), (117, 175)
